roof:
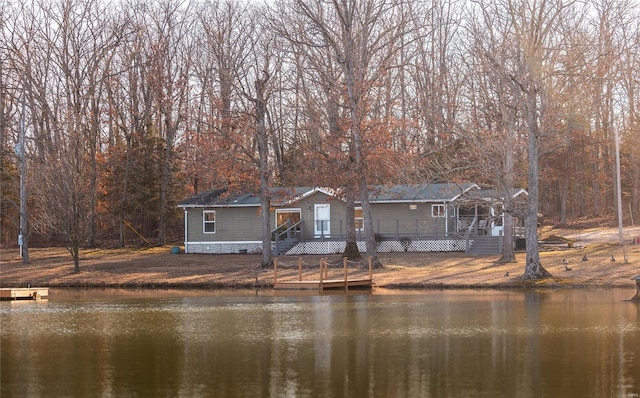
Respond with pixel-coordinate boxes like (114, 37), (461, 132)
(178, 183), (479, 208)
(178, 187), (333, 208)
(367, 183), (478, 203)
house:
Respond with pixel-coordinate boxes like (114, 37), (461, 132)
(177, 183), (527, 255)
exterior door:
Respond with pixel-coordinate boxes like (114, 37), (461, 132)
(314, 204), (330, 237)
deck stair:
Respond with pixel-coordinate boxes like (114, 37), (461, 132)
(467, 236), (502, 255)
(274, 238), (299, 255)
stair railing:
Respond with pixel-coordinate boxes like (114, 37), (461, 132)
(273, 220), (304, 255)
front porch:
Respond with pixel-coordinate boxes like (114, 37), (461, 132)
(273, 217), (508, 256)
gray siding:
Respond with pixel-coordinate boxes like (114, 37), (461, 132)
(368, 203), (449, 238)
(186, 207), (262, 242)
(185, 197), (453, 244)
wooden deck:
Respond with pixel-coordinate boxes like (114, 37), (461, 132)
(273, 257), (373, 291)
(0, 287), (49, 300)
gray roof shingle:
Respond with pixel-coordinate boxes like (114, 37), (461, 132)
(178, 183), (478, 208)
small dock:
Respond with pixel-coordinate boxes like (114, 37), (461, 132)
(0, 287), (49, 300)
(273, 257), (373, 292)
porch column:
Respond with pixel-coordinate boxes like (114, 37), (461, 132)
(183, 209), (189, 254)
(445, 204), (449, 236)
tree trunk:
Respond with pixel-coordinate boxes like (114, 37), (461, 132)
(522, 92), (551, 280)
(341, 26), (380, 268)
(500, 113), (516, 263)
(500, 193), (516, 263)
(159, 126), (175, 247)
(559, 172), (568, 224)
(358, 172), (381, 267)
(119, 135), (132, 247)
(255, 75), (272, 268)
(68, 237), (81, 274)
(633, 153), (639, 224)
(86, 95), (101, 248)
(343, 189), (361, 260)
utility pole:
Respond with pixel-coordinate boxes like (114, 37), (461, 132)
(19, 92), (29, 264)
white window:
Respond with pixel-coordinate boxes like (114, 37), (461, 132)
(276, 209), (301, 230)
(431, 204), (446, 217)
(203, 210), (216, 233)
(314, 204), (331, 237)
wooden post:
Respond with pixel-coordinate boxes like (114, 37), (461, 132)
(319, 259), (324, 291)
(344, 257), (348, 292)
(369, 256), (373, 283)
(324, 258), (329, 279)
(274, 258), (278, 284)
(298, 258), (302, 281)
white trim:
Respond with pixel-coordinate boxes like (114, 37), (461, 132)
(178, 203), (260, 208)
(449, 183), (481, 201)
(186, 241), (262, 245)
(275, 208), (302, 228)
(431, 204), (446, 217)
(365, 199), (452, 204)
(511, 188), (528, 198)
(203, 210), (216, 234)
(293, 187), (337, 202)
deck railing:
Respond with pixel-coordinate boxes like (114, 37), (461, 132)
(272, 216), (519, 254)
(273, 220), (304, 255)
(274, 218), (524, 241)
(312, 218), (453, 241)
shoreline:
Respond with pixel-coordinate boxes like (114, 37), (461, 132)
(2, 224), (639, 292)
(2, 245), (638, 292)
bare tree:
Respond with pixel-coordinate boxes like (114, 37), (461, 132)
(274, 0), (412, 267)
(507, 0), (580, 279)
(222, 2), (284, 268)
(4, 0), (125, 270)
(140, 0), (195, 246)
(467, 2), (528, 263)
(469, 0), (579, 279)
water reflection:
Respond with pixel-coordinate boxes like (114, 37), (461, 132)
(1, 289), (639, 397)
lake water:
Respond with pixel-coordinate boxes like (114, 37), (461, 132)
(1, 288), (639, 398)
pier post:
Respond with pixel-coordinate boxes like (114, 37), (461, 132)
(273, 258), (278, 284)
(344, 257), (348, 292)
(298, 258), (302, 281)
(324, 258), (329, 279)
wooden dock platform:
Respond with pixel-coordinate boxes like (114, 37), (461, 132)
(0, 287), (49, 300)
(274, 278), (373, 290)
(273, 257), (373, 291)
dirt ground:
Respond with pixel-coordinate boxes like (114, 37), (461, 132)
(1, 226), (639, 290)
